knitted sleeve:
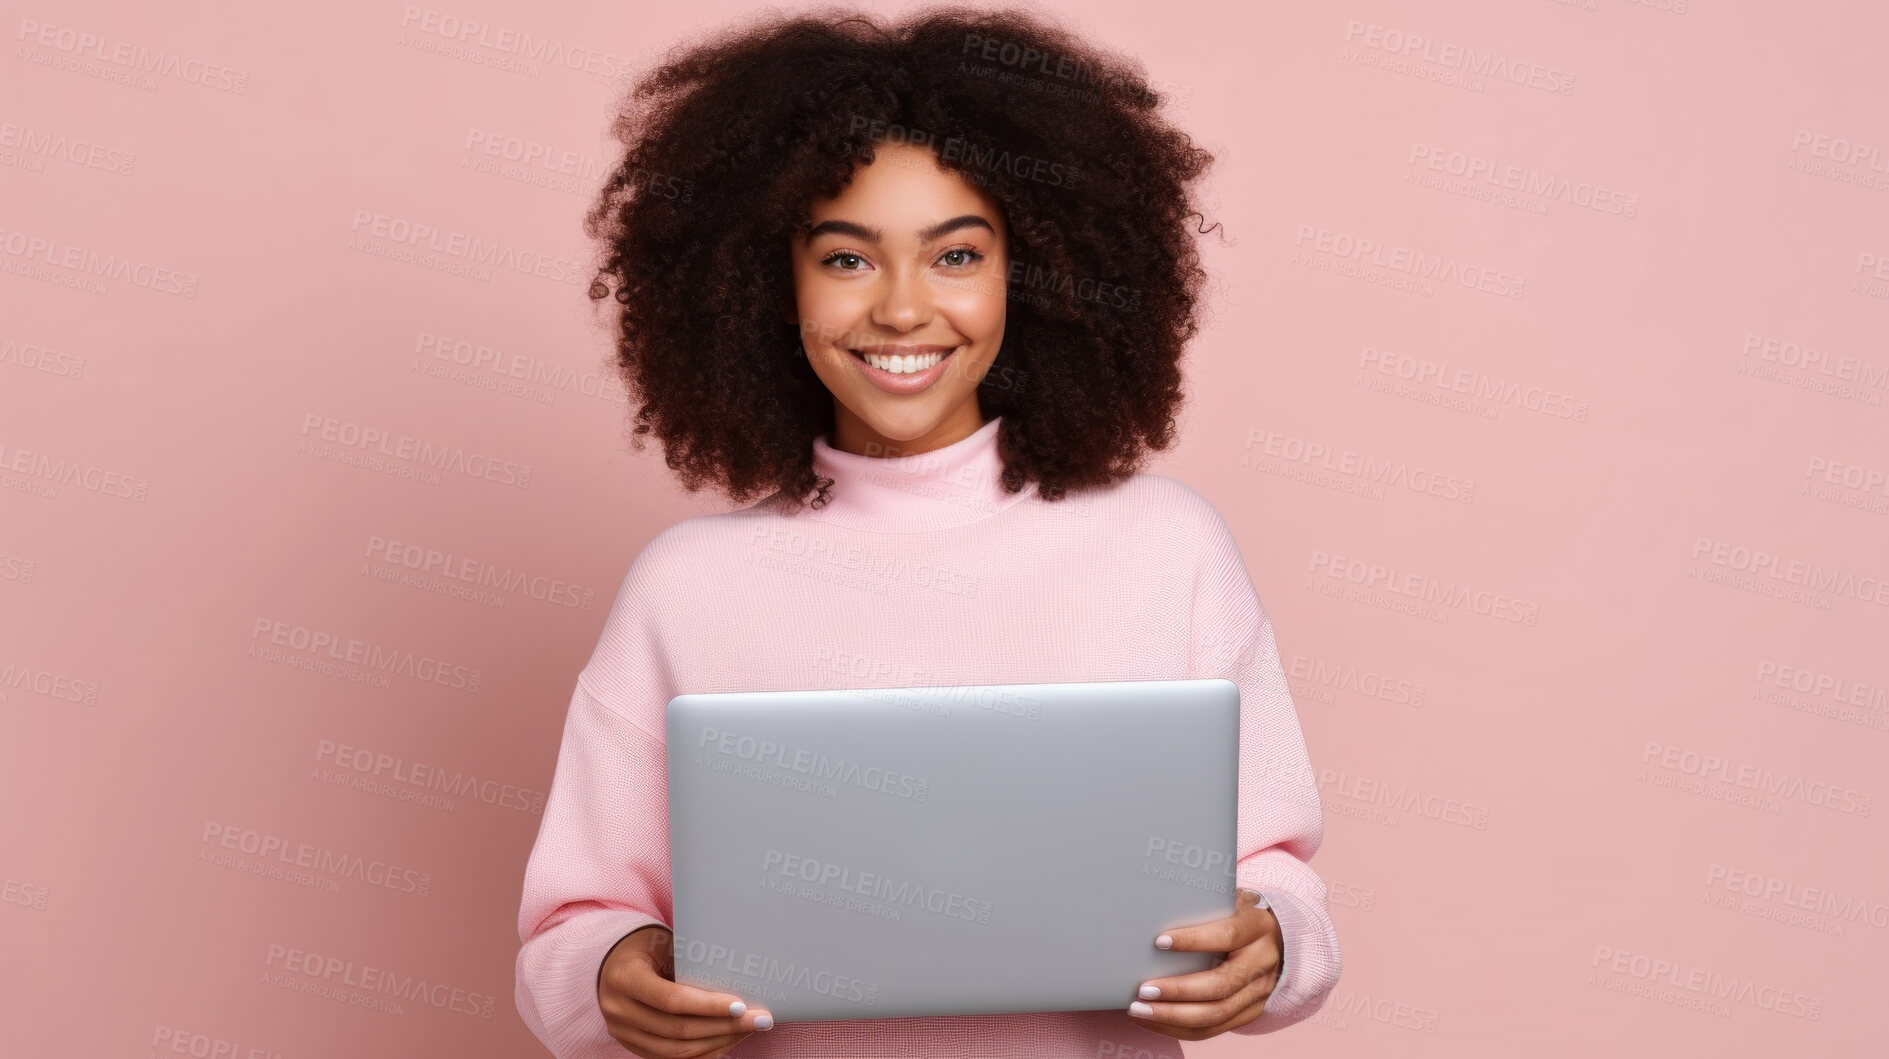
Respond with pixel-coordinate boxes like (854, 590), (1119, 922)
(514, 560), (677, 1057)
(1187, 502), (1343, 1034)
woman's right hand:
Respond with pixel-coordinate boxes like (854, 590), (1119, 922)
(598, 924), (775, 1057)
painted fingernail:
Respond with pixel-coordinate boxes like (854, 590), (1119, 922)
(1154, 934), (1173, 949)
(728, 1001), (746, 1016)
(1138, 984), (1161, 1000)
(1128, 1001), (1155, 1017)
(754, 1014), (774, 1030)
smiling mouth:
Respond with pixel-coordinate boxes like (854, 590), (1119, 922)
(846, 346), (958, 375)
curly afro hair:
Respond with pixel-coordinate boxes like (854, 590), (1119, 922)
(584, 4), (1220, 508)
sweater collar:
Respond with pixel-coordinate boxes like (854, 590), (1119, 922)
(801, 415), (1030, 532)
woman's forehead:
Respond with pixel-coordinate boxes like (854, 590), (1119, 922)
(805, 146), (1006, 237)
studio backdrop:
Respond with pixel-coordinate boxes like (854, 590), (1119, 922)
(2, 0), (1884, 1055)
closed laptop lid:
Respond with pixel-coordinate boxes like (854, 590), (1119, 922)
(664, 677), (1240, 1023)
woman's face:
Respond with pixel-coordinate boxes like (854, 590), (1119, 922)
(789, 142), (1009, 456)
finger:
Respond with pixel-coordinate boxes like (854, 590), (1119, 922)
(1153, 903), (1273, 955)
(1129, 963), (1278, 1032)
(612, 988), (773, 1042)
(607, 958), (774, 1040)
(1139, 924), (1280, 1002)
(1133, 960), (1278, 1017)
(615, 950), (767, 1021)
(608, 1019), (751, 1058)
(1131, 993), (1273, 1043)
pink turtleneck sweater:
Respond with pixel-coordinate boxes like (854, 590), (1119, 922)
(514, 416), (1342, 1057)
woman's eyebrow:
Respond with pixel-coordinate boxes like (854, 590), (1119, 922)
(804, 215), (996, 244)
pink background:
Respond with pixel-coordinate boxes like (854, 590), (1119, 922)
(4, 0), (1886, 1055)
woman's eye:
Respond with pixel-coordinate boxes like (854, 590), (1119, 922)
(822, 252), (867, 271)
(939, 248), (984, 268)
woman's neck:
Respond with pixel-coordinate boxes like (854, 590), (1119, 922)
(828, 399), (991, 458)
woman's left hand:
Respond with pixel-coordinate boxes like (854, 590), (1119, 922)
(1125, 887), (1280, 1040)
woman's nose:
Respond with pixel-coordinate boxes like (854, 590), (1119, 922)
(871, 268), (932, 330)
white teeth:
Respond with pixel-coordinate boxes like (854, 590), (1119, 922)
(860, 350), (944, 374)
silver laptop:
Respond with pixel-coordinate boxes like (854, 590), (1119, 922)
(664, 677), (1240, 1023)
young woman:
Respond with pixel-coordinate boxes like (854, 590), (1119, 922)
(515, 8), (1341, 1057)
